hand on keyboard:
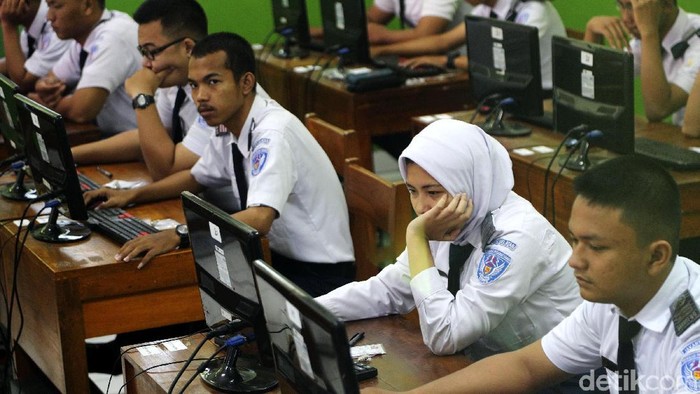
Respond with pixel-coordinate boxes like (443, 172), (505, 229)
(399, 55), (448, 72)
(84, 187), (137, 209)
(115, 229), (180, 269)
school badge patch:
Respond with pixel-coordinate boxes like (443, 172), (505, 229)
(476, 249), (511, 284)
(251, 148), (268, 176)
(681, 351), (700, 391)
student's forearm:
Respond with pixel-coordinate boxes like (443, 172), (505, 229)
(683, 78), (700, 137)
(639, 35), (674, 121)
(373, 34), (453, 57)
(72, 129), (142, 164)
(372, 18), (448, 45)
(2, 22), (34, 92)
(130, 170), (203, 205)
(135, 107), (178, 180)
(406, 220), (434, 277)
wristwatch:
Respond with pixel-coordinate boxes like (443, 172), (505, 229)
(445, 51), (459, 69)
(175, 224), (190, 249)
(132, 93), (155, 109)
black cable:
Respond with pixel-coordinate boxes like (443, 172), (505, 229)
(525, 155), (554, 203)
(469, 93), (504, 124)
(542, 125), (588, 221)
(550, 145), (578, 226)
(176, 345), (228, 394)
(116, 358), (217, 394)
(256, 28), (278, 88)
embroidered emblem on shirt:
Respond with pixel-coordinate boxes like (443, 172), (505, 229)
(515, 12), (529, 24)
(252, 138), (270, 150)
(251, 148), (268, 176)
(681, 352), (700, 391)
(672, 290), (700, 336)
(476, 249), (511, 284)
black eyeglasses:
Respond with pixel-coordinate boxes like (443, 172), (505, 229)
(137, 37), (187, 61)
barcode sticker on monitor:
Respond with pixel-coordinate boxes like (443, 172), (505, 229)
(493, 43), (506, 74)
(0, 88), (4, 99)
(36, 132), (49, 162)
(292, 328), (314, 378)
(335, 2), (345, 30)
(491, 26), (503, 41)
(3, 102), (14, 129)
(581, 69), (595, 99)
(214, 245), (232, 287)
(581, 51), (594, 67)
(31, 112), (39, 128)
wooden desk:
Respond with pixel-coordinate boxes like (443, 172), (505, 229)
(412, 111), (700, 239)
(121, 314), (470, 393)
(0, 163), (204, 393)
(256, 47), (473, 168)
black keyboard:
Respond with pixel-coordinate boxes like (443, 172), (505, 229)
(353, 362), (378, 381)
(511, 110), (554, 129)
(86, 207), (159, 244)
(635, 137), (700, 171)
(78, 172), (101, 191)
(372, 55), (445, 78)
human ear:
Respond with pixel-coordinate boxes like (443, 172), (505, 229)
(240, 72), (256, 95)
(646, 239), (673, 277)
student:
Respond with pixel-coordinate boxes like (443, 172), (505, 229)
(71, 0), (213, 180)
(317, 119), (581, 357)
(584, 0), (700, 125)
(371, 0), (565, 90)
(28, 0), (140, 135)
(84, 32), (355, 297)
(682, 73), (700, 137)
(366, 155), (700, 394)
(366, 0), (472, 45)
(0, 0), (69, 92)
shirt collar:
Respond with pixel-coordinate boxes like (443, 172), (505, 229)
(662, 8), (690, 55)
(27, 1), (49, 38)
(628, 258), (687, 333)
(232, 94), (266, 159)
(491, 0), (516, 20)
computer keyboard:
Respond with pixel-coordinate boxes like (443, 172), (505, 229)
(86, 207), (159, 244)
(635, 137), (700, 171)
(511, 110), (554, 129)
(353, 361), (378, 381)
(77, 172), (101, 191)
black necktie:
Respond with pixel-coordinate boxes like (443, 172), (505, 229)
(448, 243), (474, 295)
(171, 87), (186, 143)
(79, 48), (89, 72)
(231, 143), (248, 210)
(617, 316), (642, 393)
(489, 10), (498, 19)
(26, 35), (36, 58)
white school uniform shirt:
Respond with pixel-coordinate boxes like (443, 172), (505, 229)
(542, 257), (700, 394)
(51, 10), (140, 135)
(190, 95), (354, 264)
(470, 0), (566, 90)
(373, 0), (472, 30)
(20, 1), (70, 78)
(630, 8), (700, 126)
(317, 192), (581, 356)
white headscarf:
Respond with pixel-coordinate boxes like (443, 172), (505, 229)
(398, 119), (514, 246)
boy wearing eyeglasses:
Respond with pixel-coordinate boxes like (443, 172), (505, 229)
(584, 0), (700, 126)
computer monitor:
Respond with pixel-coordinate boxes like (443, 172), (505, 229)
(465, 15), (544, 136)
(552, 36), (634, 170)
(0, 75), (34, 200)
(271, 0), (311, 59)
(252, 258), (363, 393)
(14, 93), (90, 242)
(320, 0), (371, 65)
(181, 191), (277, 393)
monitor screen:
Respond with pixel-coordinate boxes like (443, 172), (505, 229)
(466, 15), (544, 119)
(181, 191), (272, 367)
(552, 36), (635, 155)
(252, 259), (361, 394)
(15, 93), (87, 221)
(272, 0), (311, 48)
(0, 74), (24, 155)
(320, 0), (371, 65)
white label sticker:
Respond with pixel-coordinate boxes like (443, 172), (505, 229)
(335, 1), (345, 30)
(292, 329), (314, 378)
(282, 0), (289, 7)
(0, 88), (5, 99)
(162, 340), (187, 352)
(137, 345), (161, 356)
(286, 300), (302, 328)
(209, 221), (222, 243)
(3, 102), (14, 129)
(493, 43), (506, 74)
(581, 51), (593, 67)
(491, 26), (503, 41)
(36, 132), (49, 162)
(214, 244), (232, 287)
(581, 69), (595, 99)
(31, 112), (39, 128)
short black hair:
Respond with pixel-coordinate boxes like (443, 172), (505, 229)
(190, 32), (256, 82)
(573, 155), (681, 257)
(133, 0), (207, 41)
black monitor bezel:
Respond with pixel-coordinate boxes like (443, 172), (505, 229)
(319, 0), (371, 65)
(181, 191), (273, 367)
(14, 93), (87, 220)
(0, 74), (24, 154)
(252, 258), (360, 394)
(465, 15), (544, 117)
(552, 35), (635, 155)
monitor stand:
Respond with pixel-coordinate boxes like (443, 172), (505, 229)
(200, 346), (277, 393)
(559, 140), (603, 171)
(273, 36), (309, 59)
(0, 162), (36, 201)
(31, 204), (90, 243)
(479, 106), (531, 137)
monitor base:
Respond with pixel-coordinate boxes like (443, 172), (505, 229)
(200, 349), (277, 393)
(273, 38), (309, 59)
(480, 120), (532, 137)
(0, 181), (36, 201)
(31, 206), (90, 243)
